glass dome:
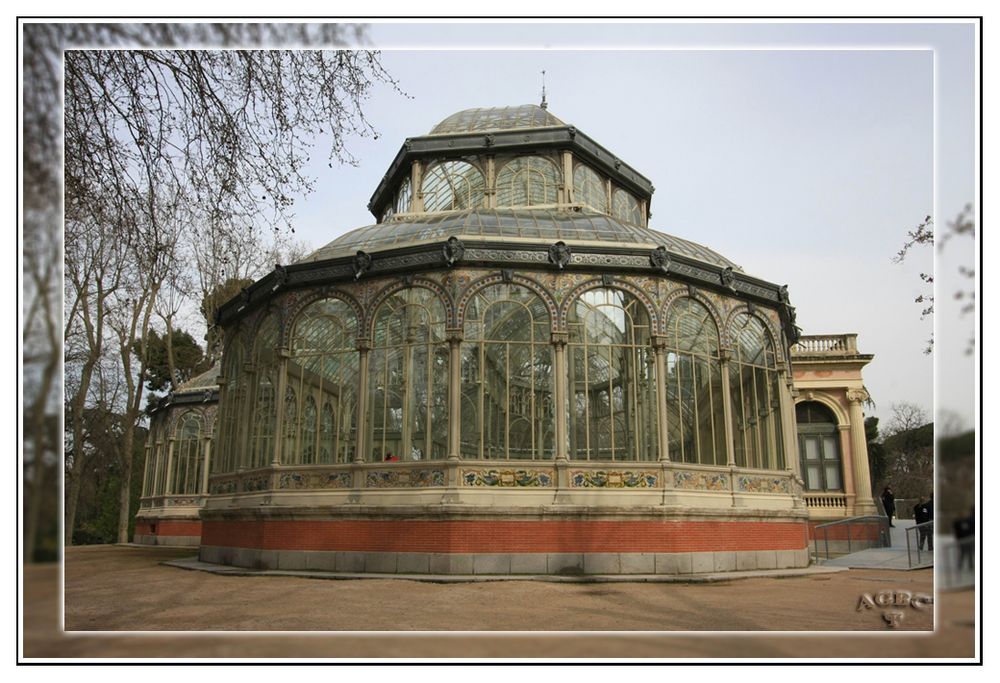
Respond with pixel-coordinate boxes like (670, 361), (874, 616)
(429, 104), (564, 135)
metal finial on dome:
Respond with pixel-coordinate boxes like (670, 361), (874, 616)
(540, 70), (547, 110)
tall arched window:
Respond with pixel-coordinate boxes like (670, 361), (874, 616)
(612, 189), (642, 225)
(573, 164), (608, 213)
(664, 298), (726, 466)
(301, 396), (318, 464)
(461, 283), (554, 460)
(289, 297), (359, 464)
(215, 333), (247, 474)
(422, 160), (486, 212)
(282, 386), (297, 464)
(567, 288), (658, 461)
(728, 312), (786, 470)
(395, 176), (412, 214)
(247, 312), (280, 470)
(495, 156), (559, 207)
(171, 411), (204, 495)
(796, 401), (842, 491)
(369, 287), (449, 462)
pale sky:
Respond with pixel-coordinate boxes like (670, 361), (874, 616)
(279, 21), (976, 431)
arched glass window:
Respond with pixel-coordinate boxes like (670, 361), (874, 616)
(796, 402), (843, 491)
(567, 288), (658, 461)
(461, 284), (554, 460)
(395, 176), (412, 214)
(247, 312), (280, 470)
(612, 189), (642, 225)
(319, 402), (335, 463)
(664, 299), (726, 466)
(301, 396), (318, 464)
(282, 386), (297, 464)
(171, 411), (204, 495)
(495, 156), (559, 207)
(216, 332), (247, 474)
(369, 287), (449, 462)
(573, 164), (608, 213)
(728, 312), (786, 470)
(289, 298), (359, 464)
(422, 160), (486, 212)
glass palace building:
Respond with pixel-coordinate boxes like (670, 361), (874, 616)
(136, 105), (879, 575)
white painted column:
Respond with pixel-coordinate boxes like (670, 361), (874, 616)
(719, 349), (737, 467)
(847, 390), (876, 514)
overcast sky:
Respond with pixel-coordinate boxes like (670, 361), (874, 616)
(282, 21), (976, 431)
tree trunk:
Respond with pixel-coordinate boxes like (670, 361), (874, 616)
(164, 314), (177, 390)
(64, 467), (84, 547)
(116, 435), (134, 544)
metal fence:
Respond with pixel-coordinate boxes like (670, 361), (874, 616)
(904, 521), (934, 568)
(813, 515), (891, 561)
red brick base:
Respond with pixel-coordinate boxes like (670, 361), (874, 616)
(201, 518), (810, 554)
(134, 518), (202, 539)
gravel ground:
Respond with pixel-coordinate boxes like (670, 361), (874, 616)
(21, 544), (976, 660)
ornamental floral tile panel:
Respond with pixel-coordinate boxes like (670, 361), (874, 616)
(737, 475), (790, 494)
(241, 475), (270, 492)
(462, 469), (554, 487)
(674, 470), (729, 491)
(165, 496), (201, 506)
(571, 470), (658, 488)
(365, 469), (446, 488)
(210, 479), (237, 495)
(278, 471), (353, 490)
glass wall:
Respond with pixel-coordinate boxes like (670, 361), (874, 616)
(461, 283), (554, 460)
(215, 333), (246, 474)
(728, 312), (785, 470)
(287, 298), (359, 464)
(171, 411), (204, 494)
(664, 298), (726, 466)
(495, 156), (560, 207)
(573, 163), (608, 214)
(247, 313), (280, 469)
(368, 287), (449, 462)
(567, 288), (658, 461)
(421, 160), (487, 212)
(612, 189), (642, 226)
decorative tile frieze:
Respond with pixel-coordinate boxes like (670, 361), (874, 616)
(461, 468), (555, 487)
(241, 475), (270, 492)
(165, 496), (201, 506)
(210, 478), (237, 495)
(365, 468), (446, 488)
(737, 475), (790, 494)
(673, 470), (729, 491)
(570, 470), (658, 488)
(277, 471), (354, 490)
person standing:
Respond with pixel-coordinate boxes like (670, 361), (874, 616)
(881, 486), (896, 527)
(953, 506), (974, 571)
(913, 493), (934, 551)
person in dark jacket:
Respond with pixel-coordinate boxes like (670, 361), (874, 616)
(881, 486), (896, 527)
(953, 506), (974, 571)
(913, 493), (934, 551)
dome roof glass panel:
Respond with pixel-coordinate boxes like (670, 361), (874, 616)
(429, 105), (565, 135)
(300, 208), (741, 271)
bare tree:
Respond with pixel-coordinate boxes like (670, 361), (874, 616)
(51, 23), (401, 547)
(894, 206), (976, 354)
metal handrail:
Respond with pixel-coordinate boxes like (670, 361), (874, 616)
(813, 515), (891, 561)
(905, 521), (934, 568)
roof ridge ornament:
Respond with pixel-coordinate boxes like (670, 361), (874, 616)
(540, 70), (548, 110)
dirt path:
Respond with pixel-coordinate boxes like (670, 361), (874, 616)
(22, 544), (976, 659)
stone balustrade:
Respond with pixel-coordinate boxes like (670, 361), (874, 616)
(790, 334), (859, 356)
